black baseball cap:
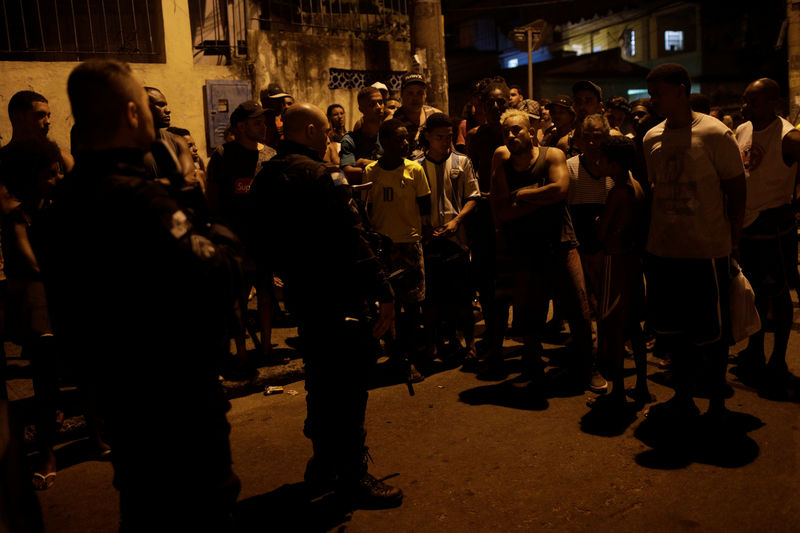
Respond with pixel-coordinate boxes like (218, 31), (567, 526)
(572, 80), (603, 100)
(401, 72), (426, 90)
(230, 101), (269, 125)
(546, 94), (575, 112)
(264, 82), (290, 99)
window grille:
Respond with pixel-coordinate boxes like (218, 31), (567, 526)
(191, 0), (249, 61)
(0, 0), (165, 62)
(328, 67), (404, 90)
(261, 0), (410, 41)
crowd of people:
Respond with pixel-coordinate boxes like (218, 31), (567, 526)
(0, 58), (798, 530)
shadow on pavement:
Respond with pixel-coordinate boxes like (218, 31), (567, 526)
(647, 370), (736, 401)
(459, 359), (591, 411)
(250, 347), (300, 367)
(633, 409), (764, 470)
(234, 482), (352, 533)
(579, 401), (639, 437)
(367, 355), (463, 392)
(51, 438), (111, 470)
(458, 378), (549, 410)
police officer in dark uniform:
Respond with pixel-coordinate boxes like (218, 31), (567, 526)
(39, 59), (240, 531)
(249, 103), (403, 508)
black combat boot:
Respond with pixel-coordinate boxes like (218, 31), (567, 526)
(338, 449), (403, 509)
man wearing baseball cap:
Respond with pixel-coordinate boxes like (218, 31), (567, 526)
(260, 82), (293, 116)
(259, 83), (294, 145)
(541, 95), (576, 148)
(393, 72), (442, 158)
(206, 100), (281, 369)
(572, 81), (604, 119)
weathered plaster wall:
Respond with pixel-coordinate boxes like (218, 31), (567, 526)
(0, 0), (240, 159)
(250, 30), (411, 131)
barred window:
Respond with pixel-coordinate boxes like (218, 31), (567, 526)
(261, 0), (410, 40)
(0, 0), (165, 62)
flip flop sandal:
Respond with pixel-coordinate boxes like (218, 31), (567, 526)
(32, 472), (57, 490)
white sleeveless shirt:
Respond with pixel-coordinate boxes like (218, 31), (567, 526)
(735, 117), (798, 228)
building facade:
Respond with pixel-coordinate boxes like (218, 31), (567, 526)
(0, 0), (413, 158)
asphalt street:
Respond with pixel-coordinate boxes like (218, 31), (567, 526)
(26, 322), (800, 532)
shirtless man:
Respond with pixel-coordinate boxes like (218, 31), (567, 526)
(491, 109), (594, 400)
(466, 78), (510, 373)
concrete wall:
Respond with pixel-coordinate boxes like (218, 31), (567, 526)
(0, 0), (240, 159)
(249, 30), (411, 131)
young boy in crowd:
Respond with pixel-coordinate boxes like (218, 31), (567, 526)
(415, 113), (481, 364)
(594, 137), (651, 409)
(365, 119), (432, 382)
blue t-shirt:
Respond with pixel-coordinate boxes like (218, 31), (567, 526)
(339, 129), (383, 167)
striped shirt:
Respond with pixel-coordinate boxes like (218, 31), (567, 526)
(567, 155), (613, 253)
(567, 155), (614, 205)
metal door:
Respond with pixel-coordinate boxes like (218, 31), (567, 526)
(204, 79), (252, 152)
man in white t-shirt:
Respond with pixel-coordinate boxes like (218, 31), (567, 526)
(643, 63), (746, 420)
(733, 78), (800, 395)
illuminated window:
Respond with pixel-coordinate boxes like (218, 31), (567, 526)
(592, 45), (602, 53)
(624, 29), (636, 57)
(664, 30), (684, 52)
(507, 58), (519, 68)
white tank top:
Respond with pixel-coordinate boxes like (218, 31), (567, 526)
(736, 117), (798, 227)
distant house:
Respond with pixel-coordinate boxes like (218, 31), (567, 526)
(447, 0), (786, 114)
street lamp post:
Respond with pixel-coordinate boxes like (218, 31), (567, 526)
(527, 29), (533, 101)
(510, 20), (548, 100)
